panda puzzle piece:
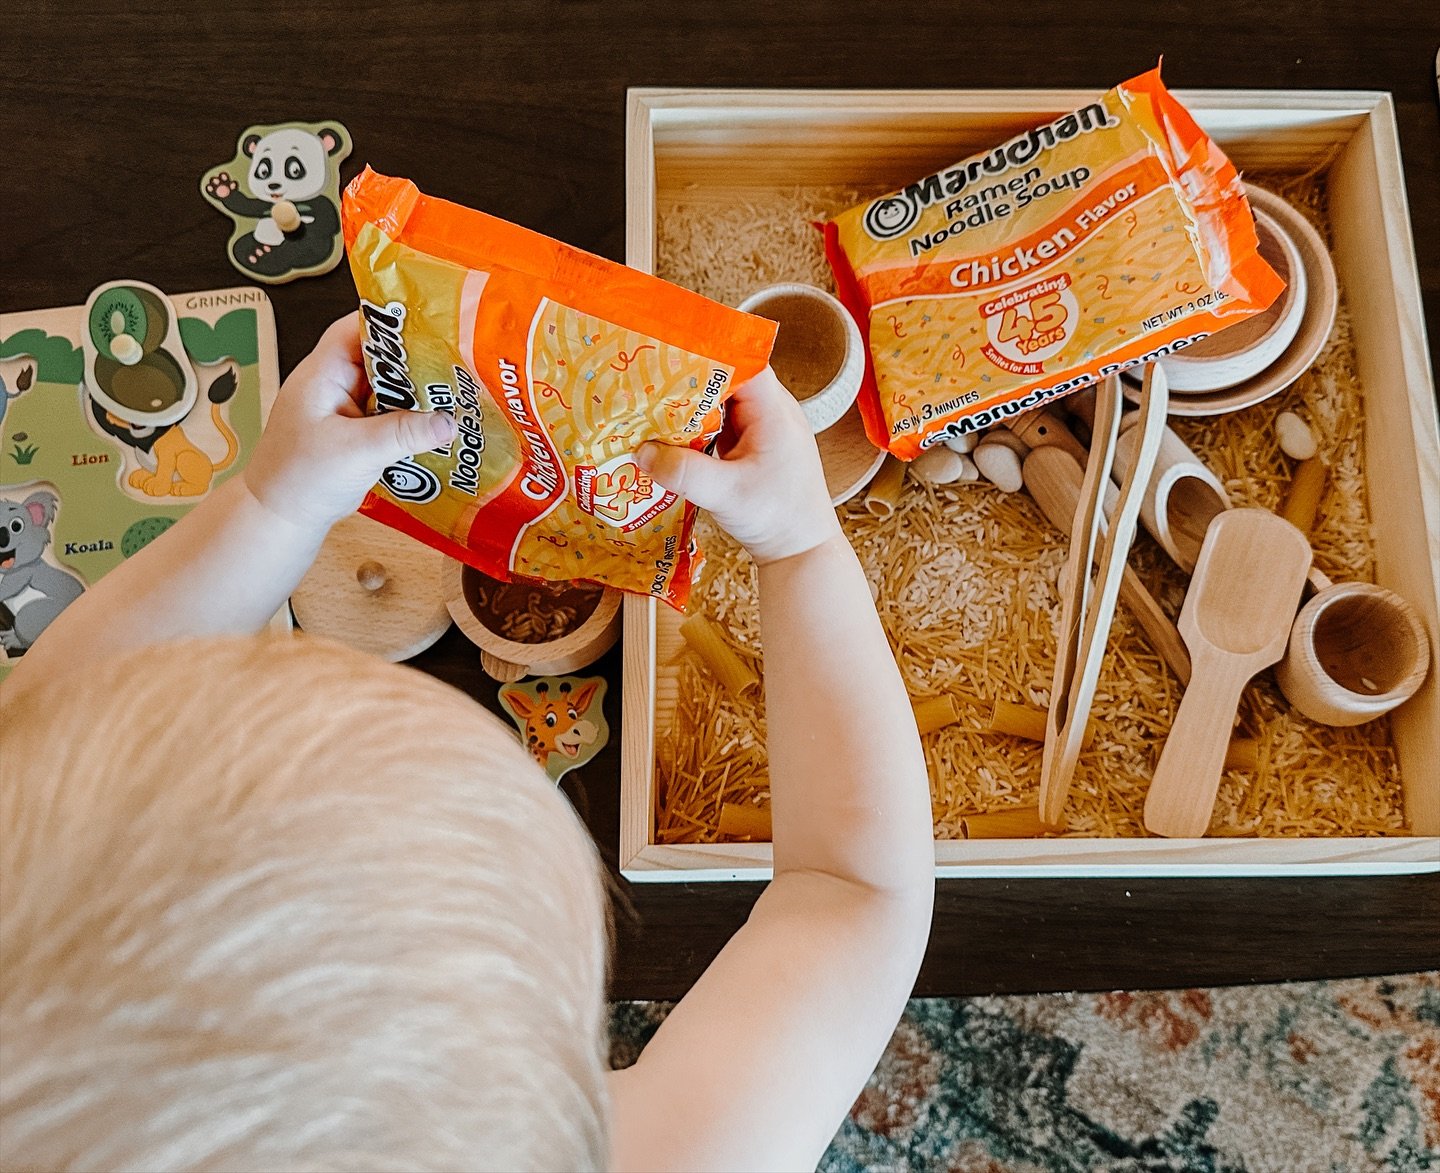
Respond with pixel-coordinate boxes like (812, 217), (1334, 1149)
(200, 121), (352, 284)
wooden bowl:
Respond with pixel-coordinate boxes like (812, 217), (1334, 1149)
(445, 561), (621, 681)
(1125, 184), (1338, 417)
(1159, 206), (1307, 392)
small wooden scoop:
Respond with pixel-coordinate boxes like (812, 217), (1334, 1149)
(1144, 509), (1312, 837)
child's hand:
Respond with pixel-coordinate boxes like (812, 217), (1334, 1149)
(636, 367), (840, 565)
(243, 314), (458, 532)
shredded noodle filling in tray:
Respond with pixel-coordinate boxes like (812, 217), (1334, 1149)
(653, 177), (1405, 844)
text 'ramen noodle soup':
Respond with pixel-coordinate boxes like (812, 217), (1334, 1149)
(825, 67), (1284, 459)
(342, 168), (776, 609)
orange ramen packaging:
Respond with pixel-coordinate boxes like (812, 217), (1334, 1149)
(825, 67), (1285, 458)
(341, 168), (775, 609)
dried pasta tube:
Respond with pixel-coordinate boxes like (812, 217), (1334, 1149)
(912, 694), (962, 735)
(1280, 457), (1327, 537)
(987, 698), (1046, 741)
(1223, 737), (1260, 771)
(987, 698), (1095, 749)
(680, 613), (759, 698)
(961, 806), (1048, 839)
(864, 456), (906, 517)
(718, 801), (772, 841)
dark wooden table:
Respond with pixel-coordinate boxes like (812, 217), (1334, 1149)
(6, 1), (1438, 998)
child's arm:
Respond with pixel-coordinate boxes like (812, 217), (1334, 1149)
(6, 315), (456, 689)
(610, 370), (934, 1172)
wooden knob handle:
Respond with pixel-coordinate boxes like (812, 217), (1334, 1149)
(356, 560), (387, 592)
(480, 649), (527, 682)
(1005, 408), (1088, 466)
(272, 199), (303, 232)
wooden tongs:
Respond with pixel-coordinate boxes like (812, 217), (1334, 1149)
(1039, 365), (1169, 825)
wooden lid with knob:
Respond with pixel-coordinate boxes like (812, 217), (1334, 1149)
(290, 512), (452, 662)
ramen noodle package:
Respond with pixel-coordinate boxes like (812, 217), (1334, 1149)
(341, 168), (776, 608)
(825, 67), (1284, 458)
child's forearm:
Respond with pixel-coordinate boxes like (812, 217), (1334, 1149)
(757, 534), (933, 894)
(8, 476), (324, 687)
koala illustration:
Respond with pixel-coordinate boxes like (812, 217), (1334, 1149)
(202, 123), (350, 282)
(0, 490), (85, 654)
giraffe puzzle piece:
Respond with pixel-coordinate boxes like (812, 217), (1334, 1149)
(200, 121), (352, 284)
(497, 675), (609, 783)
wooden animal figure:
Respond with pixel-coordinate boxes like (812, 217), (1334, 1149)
(497, 676), (609, 782)
(201, 122), (352, 283)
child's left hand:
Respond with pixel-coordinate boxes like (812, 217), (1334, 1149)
(243, 313), (458, 532)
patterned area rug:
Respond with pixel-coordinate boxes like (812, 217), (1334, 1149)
(610, 972), (1440, 1172)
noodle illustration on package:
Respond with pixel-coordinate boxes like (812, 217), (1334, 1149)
(825, 67), (1284, 458)
(342, 169), (775, 608)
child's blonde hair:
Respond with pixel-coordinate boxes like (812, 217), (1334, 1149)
(0, 635), (610, 1171)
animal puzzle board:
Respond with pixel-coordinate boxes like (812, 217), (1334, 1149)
(0, 286), (280, 679)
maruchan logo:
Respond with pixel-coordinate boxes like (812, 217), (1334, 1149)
(863, 193), (921, 240)
(380, 457), (441, 504)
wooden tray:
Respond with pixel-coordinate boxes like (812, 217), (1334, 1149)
(620, 88), (1440, 881)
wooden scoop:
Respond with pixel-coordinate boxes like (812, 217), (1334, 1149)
(1144, 509), (1312, 837)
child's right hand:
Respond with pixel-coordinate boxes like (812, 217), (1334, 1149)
(636, 367), (841, 565)
(244, 313), (457, 533)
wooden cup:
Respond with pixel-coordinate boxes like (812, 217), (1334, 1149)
(1276, 581), (1431, 726)
(737, 283), (864, 433)
(445, 561), (621, 681)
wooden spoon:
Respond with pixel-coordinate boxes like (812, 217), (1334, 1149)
(1144, 509), (1312, 837)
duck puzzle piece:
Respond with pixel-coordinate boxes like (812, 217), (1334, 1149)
(498, 675), (610, 783)
(200, 121), (352, 284)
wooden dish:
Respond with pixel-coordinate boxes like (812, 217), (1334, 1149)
(1126, 184), (1339, 417)
(290, 512), (451, 662)
(818, 395), (886, 505)
(445, 560), (621, 681)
